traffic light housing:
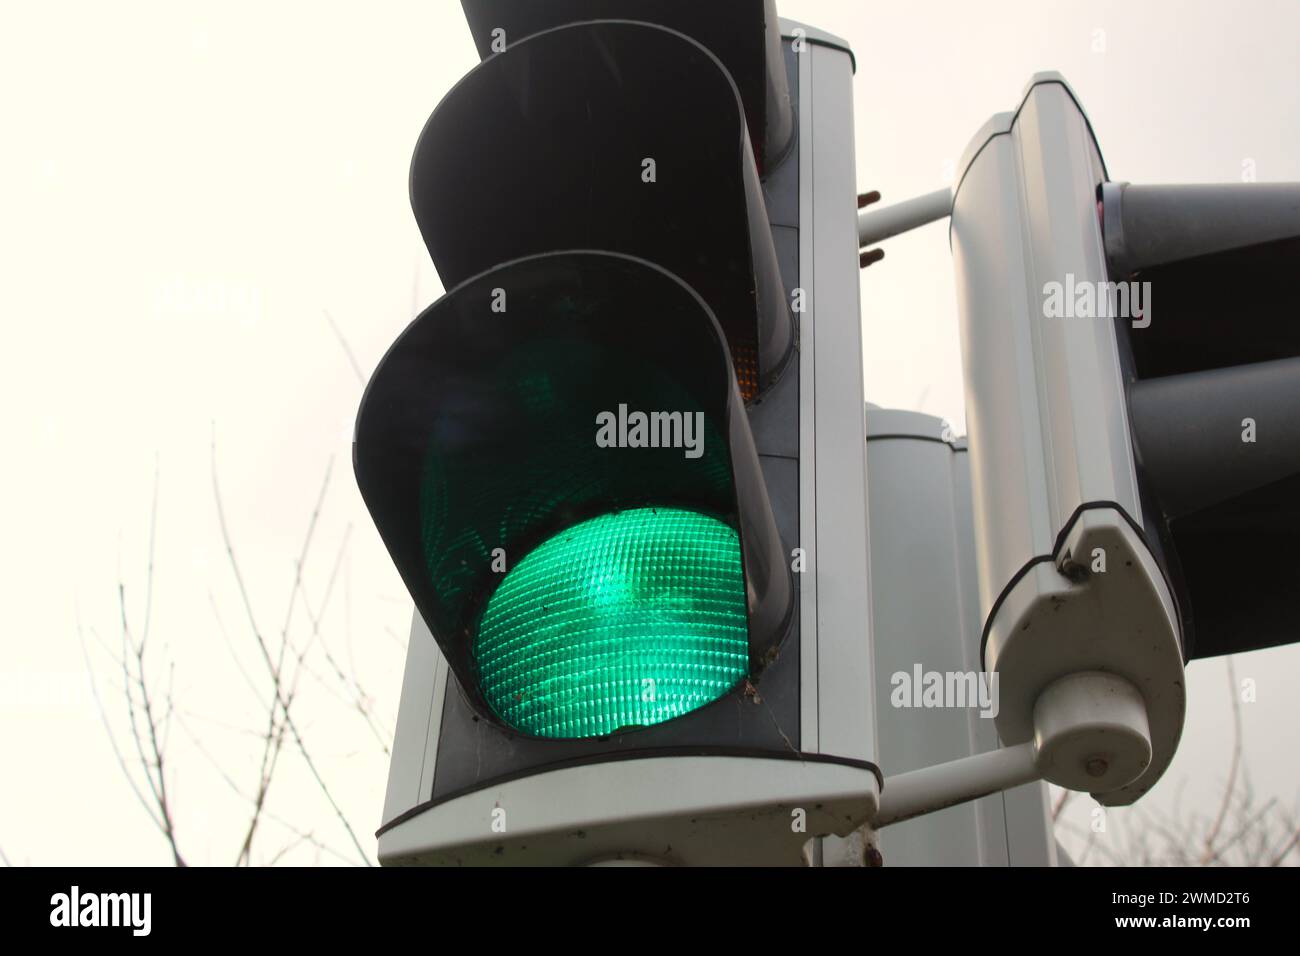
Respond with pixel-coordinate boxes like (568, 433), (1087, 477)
(950, 75), (1186, 807)
(1102, 182), (1300, 661)
(951, 73), (1300, 808)
(361, 4), (879, 864)
(357, 10), (798, 740)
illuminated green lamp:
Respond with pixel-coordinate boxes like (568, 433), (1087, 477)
(473, 507), (749, 738)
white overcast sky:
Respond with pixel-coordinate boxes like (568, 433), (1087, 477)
(1, 0), (1297, 865)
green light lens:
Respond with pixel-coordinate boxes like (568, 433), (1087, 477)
(474, 507), (748, 738)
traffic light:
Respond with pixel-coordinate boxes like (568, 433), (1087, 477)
(360, 4), (879, 864)
(949, 74), (1186, 808)
(948, 72), (1300, 809)
(1101, 181), (1300, 661)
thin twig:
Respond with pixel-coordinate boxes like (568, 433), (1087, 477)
(382, 624), (407, 653)
(1051, 788), (1073, 822)
(1201, 658), (1242, 862)
(208, 593), (266, 703)
(169, 710), (359, 867)
(236, 458), (333, 863)
(1268, 826), (1300, 866)
(1204, 797), (1276, 866)
(112, 468), (186, 866)
(1056, 820), (1126, 866)
(76, 609), (165, 832)
(323, 309), (365, 384)
(212, 439), (371, 866)
(266, 832), (316, 866)
(301, 526), (391, 752)
(140, 455), (159, 654)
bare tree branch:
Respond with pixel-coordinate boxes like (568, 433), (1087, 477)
(1051, 788), (1073, 822)
(102, 467), (186, 866)
(211, 439), (372, 866)
(299, 526), (392, 753)
(1201, 658), (1242, 863)
(1204, 797), (1276, 866)
(323, 309), (365, 385)
(169, 709), (359, 867)
(233, 456), (335, 864)
(77, 610), (166, 834)
(1055, 819), (1126, 866)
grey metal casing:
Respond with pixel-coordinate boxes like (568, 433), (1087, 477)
(864, 409), (1055, 866)
(791, 20), (876, 768)
(949, 74), (1184, 806)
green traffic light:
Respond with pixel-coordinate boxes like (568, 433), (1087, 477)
(473, 507), (748, 738)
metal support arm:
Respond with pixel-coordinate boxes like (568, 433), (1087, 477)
(857, 187), (951, 247)
(870, 671), (1154, 829)
(873, 742), (1040, 827)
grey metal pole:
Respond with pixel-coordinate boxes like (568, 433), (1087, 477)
(873, 742), (1040, 828)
